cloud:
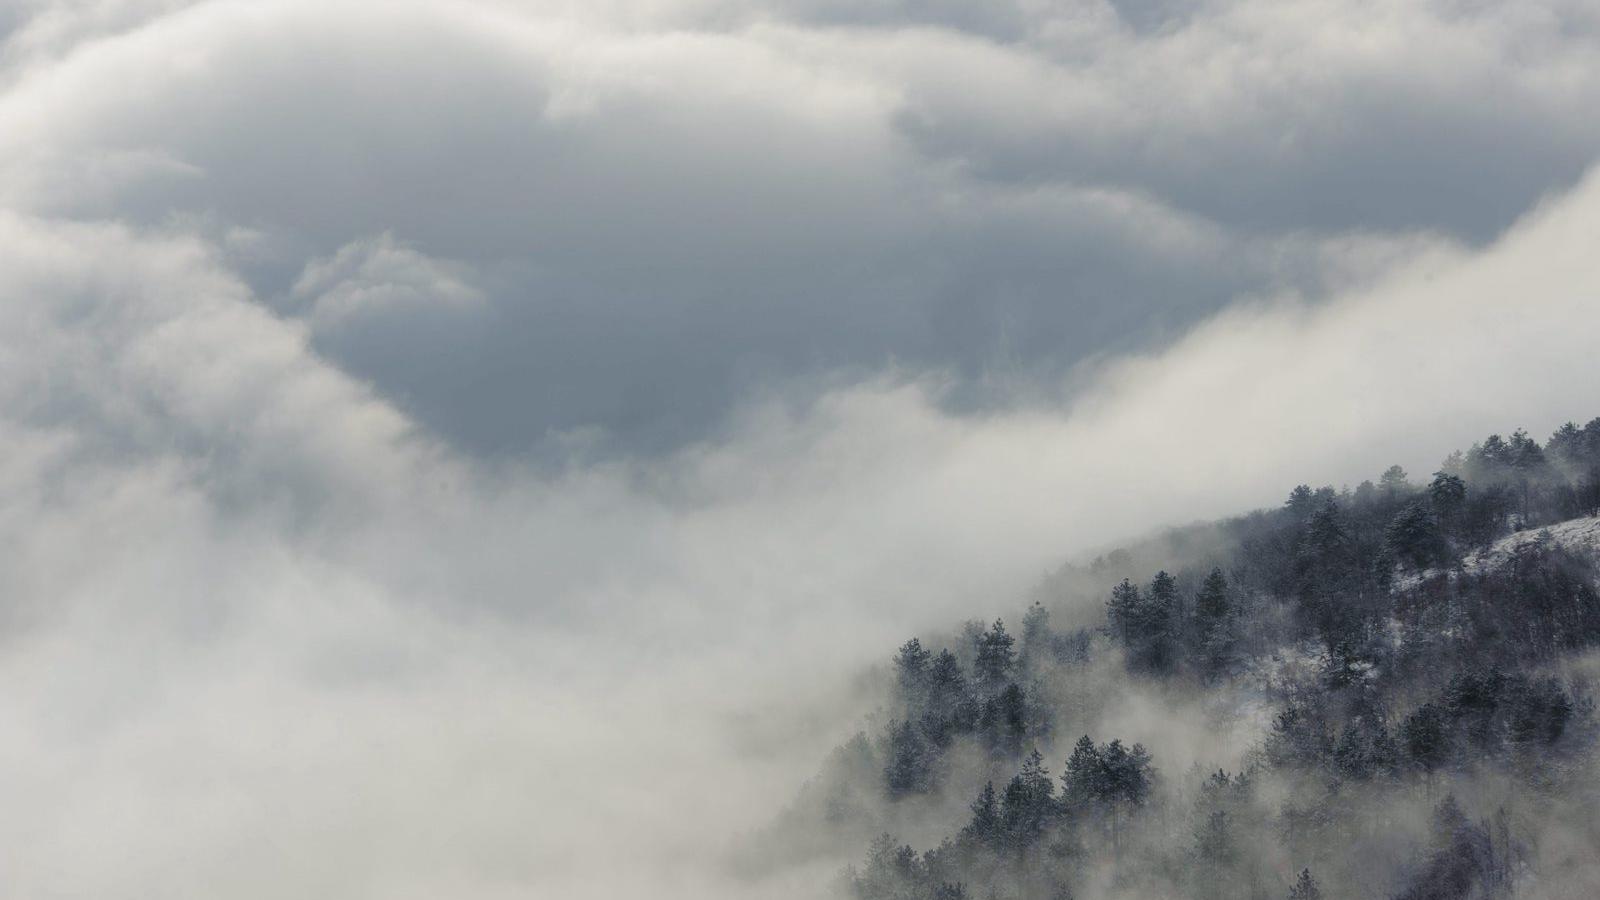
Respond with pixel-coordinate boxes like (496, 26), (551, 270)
(295, 234), (486, 329)
(4, 2), (1600, 898)
(847, 0), (1600, 236)
(7, 0), (1595, 451)
(3, 152), (1600, 897)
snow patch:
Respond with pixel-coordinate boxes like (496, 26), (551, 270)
(1394, 514), (1600, 591)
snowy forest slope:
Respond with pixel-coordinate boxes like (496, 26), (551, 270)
(746, 418), (1600, 900)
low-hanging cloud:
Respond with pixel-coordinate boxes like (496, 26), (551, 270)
(3, 153), (1600, 900)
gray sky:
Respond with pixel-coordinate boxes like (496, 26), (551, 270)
(4, 2), (1600, 898)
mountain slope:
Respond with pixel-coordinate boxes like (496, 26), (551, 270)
(749, 418), (1600, 900)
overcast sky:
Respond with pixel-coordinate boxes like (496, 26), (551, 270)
(4, 2), (1600, 898)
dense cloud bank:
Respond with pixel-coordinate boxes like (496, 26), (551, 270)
(2, 2), (1600, 898)
(6, 0), (1600, 451)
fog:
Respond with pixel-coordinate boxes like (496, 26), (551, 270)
(3, 2), (1600, 898)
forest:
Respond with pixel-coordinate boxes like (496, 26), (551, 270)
(747, 419), (1600, 899)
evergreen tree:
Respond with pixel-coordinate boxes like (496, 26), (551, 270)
(1286, 484), (1317, 519)
(962, 782), (1002, 849)
(1468, 435), (1512, 479)
(926, 650), (968, 718)
(1401, 702), (1450, 775)
(1507, 428), (1548, 525)
(1380, 464), (1411, 499)
(851, 833), (926, 900)
(1106, 579), (1141, 646)
(1195, 567), (1230, 621)
(1386, 500), (1445, 570)
(1193, 567), (1238, 677)
(1546, 421), (1600, 517)
(895, 638), (932, 710)
(1264, 704), (1331, 770)
(1109, 572), (1180, 673)
(980, 683), (1028, 757)
(1146, 570), (1180, 670)
(1287, 868), (1322, 900)
(974, 619), (1017, 693)
(1099, 739), (1154, 856)
(1061, 735), (1105, 812)
(1393, 796), (1508, 900)
(999, 749), (1056, 850)
(1297, 497), (1363, 645)
(1302, 498), (1349, 563)
(1101, 740), (1154, 809)
(1020, 602), (1051, 673)
(1428, 471), (1467, 539)
(885, 719), (934, 798)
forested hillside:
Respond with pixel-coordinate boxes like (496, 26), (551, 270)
(750, 419), (1600, 900)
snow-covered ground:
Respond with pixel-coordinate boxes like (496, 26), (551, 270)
(1464, 513), (1600, 570)
(1394, 514), (1600, 591)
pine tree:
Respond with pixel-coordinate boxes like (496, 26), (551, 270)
(884, 719), (934, 798)
(1428, 471), (1467, 538)
(1149, 570), (1178, 609)
(852, 833), (926, 900)
(1386, 500), (1445, 570)
(1195, 567), (1229, 621)
(1102, 740), (1154, 809)
(1095, 739), (1154, 858)
(1287, 868), (1321, 899)
(1138, 571), (1179, 672)
(1380, 464), (1411, 498)
(962, 782), (1002, 848)
(1401, 702), (1449, 775)
(1107, 579), (1141, 645)
(895, 638), (932, 710)
(926, 650), (968, 717)
(1303, 498), (1349, 563)
(1149, 568), (1178, 616)
(1020, 602), (1050, 673)
(1061, 735), (1105, 811)
(999, 749), (1056, 849)
(1287, 484), (1317, 519)
(974, 619), (1017, 693)
(1108, 573), (1182, 673)
(1546, 421), (1585, 467)
(980, 684), (1028, 757)
(1194, 568), (1238, 677)
(1506, 428), (1548, 526)
(1297, 497), (1361, 644)
(1470, 435), (1512, 476)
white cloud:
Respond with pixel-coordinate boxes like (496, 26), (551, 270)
(295, 234), (486, 330)
(2, 153), (1599, 895)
